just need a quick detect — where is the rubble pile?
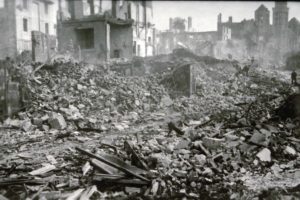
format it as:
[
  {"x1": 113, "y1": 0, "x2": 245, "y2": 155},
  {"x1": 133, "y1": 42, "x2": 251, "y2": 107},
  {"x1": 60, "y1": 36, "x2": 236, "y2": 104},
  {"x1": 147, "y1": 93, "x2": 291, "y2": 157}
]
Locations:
[
  {"x1": 165, "y1": 60, "x2": 292, "y2": 124},
  {"x1": 0, "y1": 56, "x2": 300, "y2": 199},
  {"x1": 1, "y1": 94, "x2": 299, "y2": 199},
  {"x1": 98, "y1": 112, "x2": 300, "y2": 199},
  {"x1": 146, "y1": 48, "x2": 291, "y2": 121},
  {"x1": 7, "y1": 61, "x2": 170, "y2": 132}
]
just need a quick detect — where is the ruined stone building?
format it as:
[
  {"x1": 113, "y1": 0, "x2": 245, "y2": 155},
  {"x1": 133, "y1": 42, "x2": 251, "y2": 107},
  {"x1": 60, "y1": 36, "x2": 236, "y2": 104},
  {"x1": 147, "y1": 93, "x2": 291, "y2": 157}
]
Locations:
[
  {"x1": 288, "y1": 17, "x2": 300, "y2": 52},
  {"x1": 57, "y1": 0, "x2": 155, "y2": 64},
  {"x1": 156, "y1": 17, "x2": 218, "y2": 56},
  {"x1": 273, "y1": 2, "x2": 289, "y2": 54},
  {"x1": 0, "y1": 0, "x2": 57, "y2": 60},
  {"x1": 115, "y1": 1, "x2": 155, "y2": 57},
  {"x1": 157, "y1": 2, "x2": 300, "y2": 65},
  {"x1": 216, "y1": 2, "x2": 300, "y2": 64}
]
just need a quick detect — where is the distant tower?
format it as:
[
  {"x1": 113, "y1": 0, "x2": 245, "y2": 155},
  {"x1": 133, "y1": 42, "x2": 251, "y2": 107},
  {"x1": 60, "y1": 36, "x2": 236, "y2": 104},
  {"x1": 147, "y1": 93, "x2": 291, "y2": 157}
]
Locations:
[
  {"x1": 255, "y1": 4, "x2": 270, "y2": 41},
  {"x1": 188, "y1": 17, "x2": 192, "y2": 31},
  {"x1": 273, "y1": 1, "x2": 289, "y2": 53},
  {"x1": 255, "y1": 4, "x2": 270, "y2": 26},
  {"x1": 169, "y1": 18, "x2": 173, "y2": 31},
  {"x1": 218, "y1": 13, "x2": 222, "y2": 24},
  {"x1": 217, "y1": 13, "x2": 222, "y2": 40}
]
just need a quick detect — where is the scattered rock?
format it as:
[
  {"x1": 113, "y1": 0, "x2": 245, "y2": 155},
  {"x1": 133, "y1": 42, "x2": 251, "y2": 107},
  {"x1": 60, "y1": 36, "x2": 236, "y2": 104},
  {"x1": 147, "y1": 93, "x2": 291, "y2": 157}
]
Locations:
[
  {"x1": 194, "y1": 154, "x2": 206, "y2": 166},
  {"x1": 174, "y1": 139, "x2": 190, "y2": 150},
  {"x1": 249, "y1": 130, "x2": 269, "y2": 146},
  {"x1": 202, "y1": 167, "x2": 214, "y2": 176},
  {"x1": 160, "y1": 95, "x2": 173, "y2": 107},
  {"x1": 202, "y1": 137, "x2": 225, "y2": 149},
  {"x1": 20, "y1": 120, "x2": 33, "y2": 132},
  {"x1": 33, "y1": 118, "x2": 43, "y2": 127},
  {"x1": 284, "y1": 146, "x2": 297, "y2": 156},
  {"x1": 256, "y1": 148, "x2": 271, "y2": 162},
  {"x1": 48, "y1": 112, "x2": 67, "y2": 130}
]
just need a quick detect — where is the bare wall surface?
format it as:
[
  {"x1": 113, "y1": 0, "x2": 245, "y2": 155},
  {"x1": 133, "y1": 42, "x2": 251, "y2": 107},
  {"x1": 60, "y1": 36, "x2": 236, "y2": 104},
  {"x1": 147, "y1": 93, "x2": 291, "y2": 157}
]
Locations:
[
  {"x1": 58, "y1": 20, "x2": 107, "y2": 63},
  {"x1": 0, "y1": 0, "x2": 17, "y2": 59},
  {"x1": 110, "y1": 24, "x2": 133, "y2": 59}
]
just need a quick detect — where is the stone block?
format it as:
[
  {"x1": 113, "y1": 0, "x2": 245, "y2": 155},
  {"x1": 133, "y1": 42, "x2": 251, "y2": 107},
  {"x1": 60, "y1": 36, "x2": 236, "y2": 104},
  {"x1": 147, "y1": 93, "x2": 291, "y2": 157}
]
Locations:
[
  {"x1": 256, "y1": 148, "x2": 271, "y2": 162},
  {"x1": 284, "y1": 146, "x2": 296, "y2": 156},
  {"x1": 48, "y1": 112, "x2": 67, "y2": 130},
  {"x1": 33, "y1": 118, "x2": 43, "y2": 127},
  {"x1": 249, "y1": 130, "x2": 270, "y2": 146},
  {"x1": 202, "y1": 137, "x2": 225, "y2": 149},
  {"x1": 194, "y1": 154, "x2": 206, "y2": 166},
  {"x1": 20, "y1": 120, "x2": 33, "y2": 132}
]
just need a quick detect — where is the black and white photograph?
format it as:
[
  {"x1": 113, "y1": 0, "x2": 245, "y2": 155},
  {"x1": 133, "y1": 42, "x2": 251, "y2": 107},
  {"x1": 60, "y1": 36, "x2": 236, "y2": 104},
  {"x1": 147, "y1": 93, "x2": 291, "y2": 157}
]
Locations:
[{"x1": 0, "y1": 0, "x2": 300, "y2": 199}]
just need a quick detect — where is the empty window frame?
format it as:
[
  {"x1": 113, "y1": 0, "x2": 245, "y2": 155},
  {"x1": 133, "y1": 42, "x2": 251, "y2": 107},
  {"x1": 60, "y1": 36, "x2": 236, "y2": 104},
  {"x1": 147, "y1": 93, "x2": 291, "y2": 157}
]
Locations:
[
  {"x1": 45, "y1": 23, "x2": 49, "y2": 34},
  {"x1": 23, "y1": 18, "x2": 28, "y2": 32},
  {"x1": 76, "y1": 28, "x2": 94, "y2": 49},
  {"x1": 133, "y1": 41, "x2": 136, "y2": 55}
]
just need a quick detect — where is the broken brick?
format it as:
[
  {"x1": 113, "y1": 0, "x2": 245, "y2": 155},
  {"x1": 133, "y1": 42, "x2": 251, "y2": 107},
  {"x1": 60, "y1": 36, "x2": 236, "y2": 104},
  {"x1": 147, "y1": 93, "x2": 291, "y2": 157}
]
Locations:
[{"x1": 48, "y1": 112, "x2": 67, "y2": 130}]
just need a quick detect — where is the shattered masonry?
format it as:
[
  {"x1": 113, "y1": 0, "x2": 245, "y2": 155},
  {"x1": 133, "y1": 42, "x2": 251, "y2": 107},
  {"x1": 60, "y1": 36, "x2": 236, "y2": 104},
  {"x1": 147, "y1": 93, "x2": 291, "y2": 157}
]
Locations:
[{"x1": 0, "y1": 47, "x2": 300, "y2": 199}]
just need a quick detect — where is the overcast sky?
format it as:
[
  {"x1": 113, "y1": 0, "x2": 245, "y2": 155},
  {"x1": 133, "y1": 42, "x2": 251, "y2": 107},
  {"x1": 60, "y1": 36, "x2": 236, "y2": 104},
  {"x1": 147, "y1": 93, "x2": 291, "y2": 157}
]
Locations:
[{"x1": 153, "y1": 1, "x2": 300, "y2": 32}]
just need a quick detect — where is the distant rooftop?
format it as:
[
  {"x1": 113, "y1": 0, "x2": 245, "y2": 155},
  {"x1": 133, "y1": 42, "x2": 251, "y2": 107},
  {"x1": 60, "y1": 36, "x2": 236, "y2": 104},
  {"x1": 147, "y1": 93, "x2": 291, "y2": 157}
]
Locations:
[{"x1": 256, "y1": 4, "x2": 269, "y2": 12}]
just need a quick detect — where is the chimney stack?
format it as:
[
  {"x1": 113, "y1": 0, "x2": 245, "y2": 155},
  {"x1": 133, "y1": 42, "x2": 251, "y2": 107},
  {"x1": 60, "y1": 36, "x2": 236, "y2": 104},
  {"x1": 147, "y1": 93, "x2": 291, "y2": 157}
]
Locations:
[
  {"x1": 169, "y1": 18, "x2": 173, "y2": 30},
  {"x1": 188, "y1": 16, "x2": 192, "y2": 31},
  {"x1": 218, "y1": 13, "x2": 222, "y2": 23},
  {"x1": 229, "y1": 16, "x2": 232, "y2": 23}
]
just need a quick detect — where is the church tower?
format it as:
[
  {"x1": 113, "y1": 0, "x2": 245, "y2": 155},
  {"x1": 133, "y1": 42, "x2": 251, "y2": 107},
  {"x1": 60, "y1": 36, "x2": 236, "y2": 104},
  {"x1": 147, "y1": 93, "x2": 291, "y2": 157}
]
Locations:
[
  {"x1": 273, "y1": 1, "x2": 289, "y2": 54},
  {"x1": 255, "y1": 4, "x2": 270, "y2": 41}
]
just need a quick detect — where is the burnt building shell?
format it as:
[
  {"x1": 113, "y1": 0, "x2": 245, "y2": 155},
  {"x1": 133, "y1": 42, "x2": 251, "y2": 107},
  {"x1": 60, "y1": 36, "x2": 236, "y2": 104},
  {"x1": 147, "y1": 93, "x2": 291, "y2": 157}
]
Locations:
[{"x1": 58, "y1": 15, "x2": 134, "y2": 64}]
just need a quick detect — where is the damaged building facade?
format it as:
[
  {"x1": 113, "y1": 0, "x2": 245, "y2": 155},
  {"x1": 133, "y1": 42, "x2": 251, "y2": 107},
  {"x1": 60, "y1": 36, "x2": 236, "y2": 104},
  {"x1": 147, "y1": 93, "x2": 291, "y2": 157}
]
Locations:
[
  {"x1": 57, "y1": 0, "x2": 155, "y2": 64},
  {"x1": 215, "y1": 2, "x2": 300, "y2": 64},
  {"x1": 115, "y1": 0, "x2": 155, "y2": 57},
  {"x1": 0, "y1": 0, "x2": 57, "y2": 60},
  {"x1": 157, "y1": 2, "x2": 300, "y2": 65},
  {"x1": 156, "y1": 17, "x2": 226, "y2": 57}
]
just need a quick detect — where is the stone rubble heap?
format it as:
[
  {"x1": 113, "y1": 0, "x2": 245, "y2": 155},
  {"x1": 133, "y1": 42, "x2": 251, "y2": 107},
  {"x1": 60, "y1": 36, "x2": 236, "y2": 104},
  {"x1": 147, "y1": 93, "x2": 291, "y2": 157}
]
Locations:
[
  {"x1": 4, "y1": 60, "x2": 171, "y2": 132},
  {"x1": 0, "y1": 57, "x2": 299, "y2": 199}
]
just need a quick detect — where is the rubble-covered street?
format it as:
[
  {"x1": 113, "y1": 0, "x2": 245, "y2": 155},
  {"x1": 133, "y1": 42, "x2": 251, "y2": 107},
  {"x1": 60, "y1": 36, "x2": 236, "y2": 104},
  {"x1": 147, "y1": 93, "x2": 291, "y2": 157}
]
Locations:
[
  {"x1": 1, "y1": 50, "x2": 300, "y2": 199},
  {"x1": 1, "y1": 0, "x2": 300, "y2": 199}
]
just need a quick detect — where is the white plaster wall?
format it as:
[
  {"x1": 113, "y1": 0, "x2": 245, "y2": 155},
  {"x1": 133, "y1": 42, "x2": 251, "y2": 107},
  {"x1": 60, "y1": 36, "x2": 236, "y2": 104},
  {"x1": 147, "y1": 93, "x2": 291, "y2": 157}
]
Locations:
[{"x1": 15, "y1": 0, "x2": 57, "y2": 52}]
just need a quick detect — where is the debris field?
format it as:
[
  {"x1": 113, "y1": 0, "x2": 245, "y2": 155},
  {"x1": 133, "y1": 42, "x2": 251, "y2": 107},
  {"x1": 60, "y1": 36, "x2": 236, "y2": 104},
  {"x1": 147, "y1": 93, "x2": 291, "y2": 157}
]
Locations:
[{"x1": 0, "y1": 54, "x2": 300, "y2": 200}]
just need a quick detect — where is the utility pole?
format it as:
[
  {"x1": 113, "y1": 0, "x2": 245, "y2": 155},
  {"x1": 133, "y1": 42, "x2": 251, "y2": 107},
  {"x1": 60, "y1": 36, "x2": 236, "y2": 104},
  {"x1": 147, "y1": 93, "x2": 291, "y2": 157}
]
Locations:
[
  {"x1": 144, "y1": 1, "x2": 147, "y2": 57},
  {"x1": 3, "y1": 59, "x2": 8, "y2": 117}
]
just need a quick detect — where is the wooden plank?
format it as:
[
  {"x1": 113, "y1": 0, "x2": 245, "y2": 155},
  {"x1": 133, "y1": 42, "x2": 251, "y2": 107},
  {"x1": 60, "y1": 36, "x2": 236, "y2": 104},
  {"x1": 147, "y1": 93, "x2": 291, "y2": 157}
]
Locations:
[
  {"x1": 0, "y1": 177, "x2": 46, "y2": 186},
  {"x1": 76, "y1": 147, "x2": 150, "y2": 182},
  {"x1": 124, "y1": 140, "x2": 149, "y2": 170},
  {"x1": 90, "y1": 158, "x2": 120, "y2": 174},
  {"x1": 79, "y1": 186, "x2": 97, "y2": 200},
  {"x1": 29, "y1": 164, "x2": 56, "y2": 176},
  {"x1": 66, "y1": 189, "x2": 85, "y2": 200},
  {"x1": 93, "y1": 174, "x2": 149, "y2": 186}
]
